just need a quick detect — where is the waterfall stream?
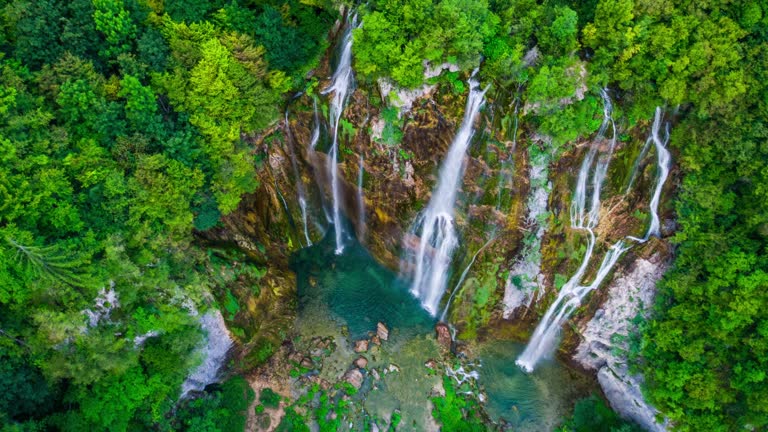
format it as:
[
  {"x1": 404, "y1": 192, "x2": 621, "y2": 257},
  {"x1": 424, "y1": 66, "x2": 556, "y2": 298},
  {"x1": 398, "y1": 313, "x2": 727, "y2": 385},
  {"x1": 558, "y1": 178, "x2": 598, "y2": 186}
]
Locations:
[
  {"x1": 357, "y1": 153, "x2": 365, "y2": 241},
  {"x1": 516, "y1": 90, "x2": 618, "y2": 372},
  {"x1": 283, "y1": 110, "x2": 313, "y2": 246},
  {"x1": 644, "y1": 108, "x2": 671, "y2": 239},
  {"x1": 322, "y1": 14, "x2": 357, "y2": 255},
  {"x1": 405, "y1": 74, "x2": 487, "y2": 316},
  {"x1": 517, "y1": 99, "x2": 672, "y2": 372}
]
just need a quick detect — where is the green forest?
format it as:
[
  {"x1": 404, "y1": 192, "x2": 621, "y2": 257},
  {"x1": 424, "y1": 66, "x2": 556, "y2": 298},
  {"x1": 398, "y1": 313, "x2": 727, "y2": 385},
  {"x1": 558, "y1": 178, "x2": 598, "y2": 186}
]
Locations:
[{"x1": 1, "y1": 0, "x2": 766, "y2": 431}]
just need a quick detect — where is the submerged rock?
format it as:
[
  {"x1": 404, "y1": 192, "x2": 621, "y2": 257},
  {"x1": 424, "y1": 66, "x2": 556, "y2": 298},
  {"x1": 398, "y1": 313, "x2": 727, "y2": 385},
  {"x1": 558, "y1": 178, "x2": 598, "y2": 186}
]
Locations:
[
  {"x1": 354, "y1": 356, "x2": 368, "y2": 369},
  {"x1": 376, "y1": 322, "x2": 389, "y2": 341},
  {"x1": 574, "y1": 255, "x2": 669, "y2": 431},
  {"x1": 354, "y1": 339, "x2": 369, "y2": 353}
]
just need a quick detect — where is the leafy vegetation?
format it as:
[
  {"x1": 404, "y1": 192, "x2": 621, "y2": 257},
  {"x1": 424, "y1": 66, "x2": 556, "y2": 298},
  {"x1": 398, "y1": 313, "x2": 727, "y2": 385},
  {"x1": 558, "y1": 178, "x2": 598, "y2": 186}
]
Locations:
[
  {"x1": 1, "y1": 0, "x2": 766, "y2": 429},
  {"x1": 558, "y1": 395, "x2": 643, "y2": 432},
  {"x1": 0, "y1": 0, "x2": 333, "y2": 430},
  {"x1": 431, "y1": 376, "x2": 486, "y2": 431}
]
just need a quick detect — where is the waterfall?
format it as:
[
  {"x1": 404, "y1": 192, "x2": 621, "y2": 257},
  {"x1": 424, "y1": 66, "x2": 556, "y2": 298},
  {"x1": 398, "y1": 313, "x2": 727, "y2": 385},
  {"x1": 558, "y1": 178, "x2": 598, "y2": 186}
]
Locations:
[
  {"x1": 440, "y1": 236, "x2": 495, "y2": 321},
  {"x1": 181, "y1": 310, "x2": 233, "y2": 397},
  {"x1": 310, "y1": 99, "x2": 320, "y2": 150},
  {"x1": 628, "y1": 108, "x2": 671, "y2": 242},
  {"x1": 516, "y1": 90, "x2": 618, "y2": 372},
  {"x1": 405, "y1": 74, "x2": 487, "y2": 316},
  {"x1": 516, "y1": 99, "x2": 673, "y2": 373},
  {"x1": 496, "y1": 99, "x2": 519, "y2": 210},
  {"x1": 357, "y1": 153, "x2": 366, "y2": 241},
  {"x1": 645, "y1": 108, "x2": 671, "y2": 239},
  {"x1": 322, "y1": 14, "x2": 357, "y2": 255},
  {"x1": 284, "y1": 110, "x2": 313, "y2": 247},
  {"x1": 501, "y1": 144, "x2": 551, "y2": 318}
]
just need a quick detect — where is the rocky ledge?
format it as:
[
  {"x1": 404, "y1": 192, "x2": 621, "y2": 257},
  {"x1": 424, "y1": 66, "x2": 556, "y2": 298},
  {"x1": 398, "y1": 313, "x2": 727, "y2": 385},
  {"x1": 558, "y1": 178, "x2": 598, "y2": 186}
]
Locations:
[{"x1": 574, "y1": 254, "x2": 670, "y2": 432}]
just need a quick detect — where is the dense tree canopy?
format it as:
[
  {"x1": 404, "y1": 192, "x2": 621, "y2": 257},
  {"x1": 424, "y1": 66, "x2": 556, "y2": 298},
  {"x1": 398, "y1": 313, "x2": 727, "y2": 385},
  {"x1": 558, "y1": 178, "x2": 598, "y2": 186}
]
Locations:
[
  {"x1": 1, "y1": 0, "x2": 766, "y2": 430},
  {"x1": 0, "y1": 0, "x2": 334, "y2": 430}
]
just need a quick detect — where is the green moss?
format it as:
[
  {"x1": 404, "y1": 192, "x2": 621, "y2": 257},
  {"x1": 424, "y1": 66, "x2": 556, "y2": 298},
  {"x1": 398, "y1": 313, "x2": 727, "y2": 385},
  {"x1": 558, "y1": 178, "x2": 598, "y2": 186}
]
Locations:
[
  {"x1": 259, "y1": 387, "x2": 281, "y2": 408},
  {"x1": 431, "y1": 376, "x2": 487, "y2": 431}
]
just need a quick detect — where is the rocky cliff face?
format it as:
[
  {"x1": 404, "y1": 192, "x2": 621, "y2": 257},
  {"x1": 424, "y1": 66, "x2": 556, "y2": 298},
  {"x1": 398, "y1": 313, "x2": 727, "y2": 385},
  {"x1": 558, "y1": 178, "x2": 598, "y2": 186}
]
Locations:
[
  {"x1": 201, "y1": 22, "x2": 678, "y2": 430},
  {"x1": 574, "y1": 252, "x2": 670, "y2": 431}
]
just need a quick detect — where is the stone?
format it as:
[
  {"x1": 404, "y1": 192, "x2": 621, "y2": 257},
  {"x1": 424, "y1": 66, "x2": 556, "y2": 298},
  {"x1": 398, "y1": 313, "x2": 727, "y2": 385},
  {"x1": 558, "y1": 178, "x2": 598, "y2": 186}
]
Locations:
[
  {"x1": 424, "y1": 359, "x2": 438, "y2": 370},
  {"x1": 354, "y1": 339, "x2": 369, "y2": 353},
  {"x1": 300, "y1": 357, "x2": 314, "y2": 369},
  {"x1": 386, "y1": 364, "x2": 400, "y2": 374},
  {"x1": 574, "y1": 255, "x2": 670, "y2": 431},
  {"x1": 354, "y1": 356, "x2": 368, "y2": 369},
  {"x1": 288, "y1": 352, "x2": 304, "y2": 364},
  {"x1": 370, "y1": 368, "x2": 380, "y2": 380},
  {"x1": 371, "y1": 335, "x2": 382, "y2": 346},
  {"x1": 435, "y1": 323, "x2": 452, "y2": 349},
  {"x1": 376, "y1": 322, "x2": 389, "y2": 341},
  {"x1": 343, "y1": 368, "x2": 364, "y2": 389}
]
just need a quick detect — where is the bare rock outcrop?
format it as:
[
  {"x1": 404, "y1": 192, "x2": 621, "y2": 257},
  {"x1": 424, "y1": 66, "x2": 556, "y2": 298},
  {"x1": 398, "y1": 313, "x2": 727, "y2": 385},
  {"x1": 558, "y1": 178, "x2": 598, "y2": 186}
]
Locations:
[{"x1": 574, "y1": 255, "x2": 669, "y2": 432}]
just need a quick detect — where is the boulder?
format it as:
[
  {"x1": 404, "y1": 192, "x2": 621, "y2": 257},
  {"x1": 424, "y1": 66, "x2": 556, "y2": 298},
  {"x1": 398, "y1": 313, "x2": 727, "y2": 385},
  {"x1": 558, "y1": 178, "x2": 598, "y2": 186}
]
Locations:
[
  {"x1": 376, "y1": 322, "x2": 389, "y2": 341},
  {"x1": 354, "y1": 339, "x2": 369, "y2": 353},
  {"x1": 343, "y1": 368, "x2": 364, "y2": 389},
  {"x1": 354, "y1": 356, "x2": 368, "y2": 369},
  {"x1": 435, "y1": 323, "x2": 452, "y2": 349}
]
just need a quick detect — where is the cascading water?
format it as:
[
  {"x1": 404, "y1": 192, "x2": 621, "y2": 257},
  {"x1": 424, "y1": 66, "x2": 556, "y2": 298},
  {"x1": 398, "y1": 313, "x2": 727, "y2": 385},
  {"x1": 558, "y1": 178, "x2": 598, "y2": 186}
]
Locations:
[
  {"x1": 643, "y1": 108, "x2": 671, "y2": 239},
  {"x1": 441, "y1": 236, "x2": 495, "y2": 321},
  {"x1": 501, "y1": 143, "x2": 551, "y2": 318},
  {"x1": 516, "y1": 90, "x2": 618, "y2": 372},
  {"x1": 357, "y1": 153, "x2": 365, "y2": 240},
  {"x1": 284, "y1": 111, "x2": 313, "y2": 246},
  {"x1": 322, "y1": 14, "x2": 357, "y2": 255},
  {"x1": 517, "y1": 99, "x2": 673, "y2": 372},
  {"x1": 310, "y1": 99, "x2": 320, "y2": 150},
  {"x1": 181, "y1": 310, "x2": 233, "y2": 397},
  {"x1": 405, "y1": 75, "x2": 487, "y2": 316}
]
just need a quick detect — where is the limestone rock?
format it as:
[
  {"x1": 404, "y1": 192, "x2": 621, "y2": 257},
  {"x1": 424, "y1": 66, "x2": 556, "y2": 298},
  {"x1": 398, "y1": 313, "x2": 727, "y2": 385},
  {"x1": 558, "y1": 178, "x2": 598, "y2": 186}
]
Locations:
[
  {"x1": 354, "y1": 356, "x2": 368, "y2": 369},
  {"x1": 434, "y1": 323, "x2": 451, "y2": 349},
  {"x1": 574, "y1": 255, "x2": 669, "y2": 431},
  {"x1": 343, "y1": 368, "x2": 364, "y2": 389},
  {"x1": 354, "y1": 339, "x2": 369, "y2": 353},
  {"x1": 376, "y1": 322, "x2": 389, "y2": 341}
]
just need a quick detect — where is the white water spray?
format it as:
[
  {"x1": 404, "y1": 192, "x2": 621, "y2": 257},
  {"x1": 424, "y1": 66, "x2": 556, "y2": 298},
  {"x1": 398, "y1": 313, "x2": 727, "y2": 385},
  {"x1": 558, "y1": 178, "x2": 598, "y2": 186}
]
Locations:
[
  {"x1": 516, "y1": 90, "x2": 618, "y2": 372},
  {"x1": 357, "y1": 153, "x2": 365, "y2": 240},
  {"x1": 284, "y1": 110, "x2": 313, "y2": 247},
  {"x1": 322, "y1": 14, "x2": 357, "y2": 255},
  {"x1": 440, "y1": 237, "x2": 495, "y2": 321},
  {"x1": 405, "y1": 74, "x2": 487, "y2": 316},
  {"x1": 644, "y1": 108, "x2": 671, "y2": 239},
  {"x1": 517, "y1": 99, "x2": 673, "y2": 372}
]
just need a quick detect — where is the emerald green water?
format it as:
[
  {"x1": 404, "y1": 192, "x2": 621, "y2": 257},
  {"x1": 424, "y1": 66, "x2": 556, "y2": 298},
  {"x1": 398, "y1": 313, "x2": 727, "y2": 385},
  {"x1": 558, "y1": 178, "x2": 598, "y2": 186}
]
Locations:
[
  {"x1": 289, "y1": 234, "x2": 593, "y2": 431},
  {"x1": 477, "y1": 341, "x2": 593, "y2": 430},
  {"x1": 291, "y1": 234, "x2": 434, "y2": 340}
]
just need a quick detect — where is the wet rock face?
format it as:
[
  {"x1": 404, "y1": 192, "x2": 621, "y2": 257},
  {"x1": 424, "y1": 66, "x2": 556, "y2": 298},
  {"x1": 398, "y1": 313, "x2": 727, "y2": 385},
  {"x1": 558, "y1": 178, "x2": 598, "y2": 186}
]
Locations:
[
  {"x1": 574, "y1": 254, "x2": 669, "y2": 431},
  {"x1": 435, "y1": 323, "x2": 452, "y2": 350}
]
